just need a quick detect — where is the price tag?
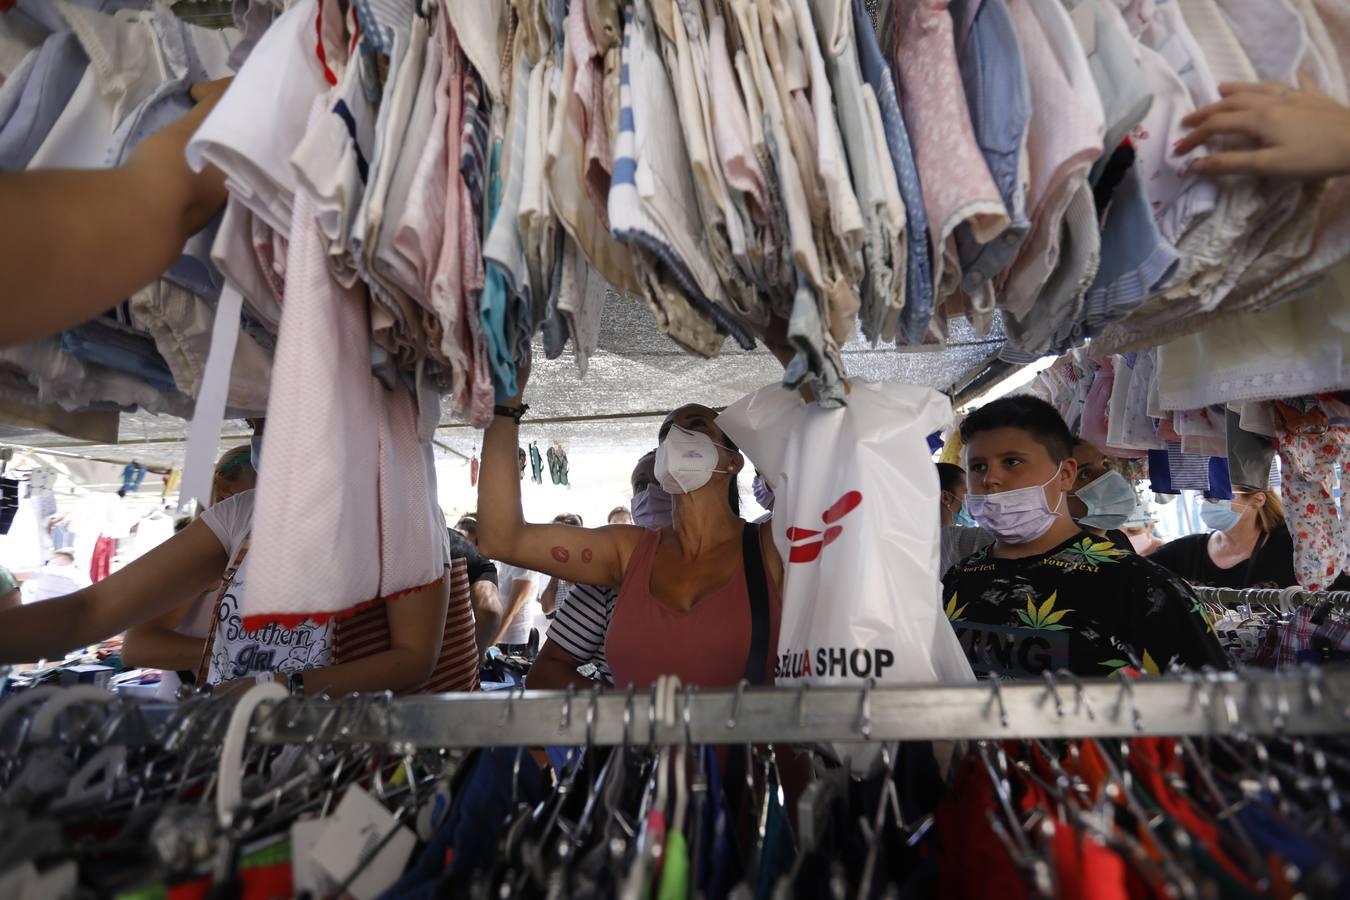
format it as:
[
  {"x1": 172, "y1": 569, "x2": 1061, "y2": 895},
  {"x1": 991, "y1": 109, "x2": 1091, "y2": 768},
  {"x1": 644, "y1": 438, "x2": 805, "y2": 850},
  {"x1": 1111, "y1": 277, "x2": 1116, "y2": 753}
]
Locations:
[
  {"x1": 289, "y1": 816, "x2": 332, "y2": 898},
  {"x1": 310, "y1": 786, "x2": 416, "y2": 900}
]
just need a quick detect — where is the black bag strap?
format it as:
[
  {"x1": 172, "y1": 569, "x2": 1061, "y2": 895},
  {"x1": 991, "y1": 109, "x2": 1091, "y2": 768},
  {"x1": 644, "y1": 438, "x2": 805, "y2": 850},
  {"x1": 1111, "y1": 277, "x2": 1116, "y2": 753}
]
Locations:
[{"x1": 741, "y1": 522, "x2": 771, "y2": 686}]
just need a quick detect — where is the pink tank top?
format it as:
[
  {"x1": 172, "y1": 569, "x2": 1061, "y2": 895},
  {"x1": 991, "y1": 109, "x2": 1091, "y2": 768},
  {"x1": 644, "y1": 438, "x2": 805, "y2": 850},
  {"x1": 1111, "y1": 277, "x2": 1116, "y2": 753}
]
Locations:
[{"x1": 605, "y1": 527, "x2": 782, "y2": 689}]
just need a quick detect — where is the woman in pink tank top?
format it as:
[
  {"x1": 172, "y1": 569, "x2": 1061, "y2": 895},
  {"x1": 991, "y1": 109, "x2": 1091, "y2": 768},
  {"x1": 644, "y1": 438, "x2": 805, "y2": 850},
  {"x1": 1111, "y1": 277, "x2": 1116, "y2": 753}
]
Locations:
[{"x1": 478, "y1": 379, "x2": 786, "y2": 689}]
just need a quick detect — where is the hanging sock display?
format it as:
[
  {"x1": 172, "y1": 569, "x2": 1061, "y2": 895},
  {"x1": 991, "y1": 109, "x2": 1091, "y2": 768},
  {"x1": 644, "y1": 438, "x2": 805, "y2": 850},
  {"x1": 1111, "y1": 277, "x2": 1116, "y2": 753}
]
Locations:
[
  {"x1": 118, "y1": 463, "x2": 146, "y2": 496},
  {"x1": 546, "y1": 445, "x2": 570, "y2": 486},
  {"x1": 89, "y1": 535, "x2": 114, "y2": 583},
  {"x1": 528, "y1": 442, "x2": 543, "y2": 484}
]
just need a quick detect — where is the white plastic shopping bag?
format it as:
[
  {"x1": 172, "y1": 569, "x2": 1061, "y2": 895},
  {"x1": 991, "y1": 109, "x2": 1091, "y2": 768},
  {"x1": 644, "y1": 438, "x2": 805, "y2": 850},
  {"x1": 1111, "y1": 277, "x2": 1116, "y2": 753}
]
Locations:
[{"x1": 719, "y1": 381, "x2": 975, "y2": 735}]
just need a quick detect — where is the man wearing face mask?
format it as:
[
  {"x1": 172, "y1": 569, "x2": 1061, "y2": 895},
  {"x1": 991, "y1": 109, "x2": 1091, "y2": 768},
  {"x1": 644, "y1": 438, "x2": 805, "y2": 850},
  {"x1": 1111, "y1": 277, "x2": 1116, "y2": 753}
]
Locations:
[
  {"x1": 1067, "y1": 440, "x2": 1137, "y2": 552},
  {"x1": 942, "y1": 396, "x2": 1227, "y2": 678},
  {"x1": 527, "y1": 450, "x2": 672, "y2": 688}
]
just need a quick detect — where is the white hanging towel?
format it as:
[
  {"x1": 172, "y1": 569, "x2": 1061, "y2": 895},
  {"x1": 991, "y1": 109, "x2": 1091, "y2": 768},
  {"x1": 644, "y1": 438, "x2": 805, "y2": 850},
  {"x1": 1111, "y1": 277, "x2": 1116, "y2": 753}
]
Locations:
[{"x1": 243, "y1": 191, "x2": 382, "y2": 630}]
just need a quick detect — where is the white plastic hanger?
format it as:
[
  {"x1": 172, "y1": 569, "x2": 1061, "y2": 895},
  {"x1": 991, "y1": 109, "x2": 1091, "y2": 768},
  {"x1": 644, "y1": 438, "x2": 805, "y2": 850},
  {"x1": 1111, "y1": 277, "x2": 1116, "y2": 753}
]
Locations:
[
  {"x1": 216, "y1": 681, "x2": 287, "y2": 829},
  {"x1": 29, "y1": 685, "x2": 114, "y2": 741}
]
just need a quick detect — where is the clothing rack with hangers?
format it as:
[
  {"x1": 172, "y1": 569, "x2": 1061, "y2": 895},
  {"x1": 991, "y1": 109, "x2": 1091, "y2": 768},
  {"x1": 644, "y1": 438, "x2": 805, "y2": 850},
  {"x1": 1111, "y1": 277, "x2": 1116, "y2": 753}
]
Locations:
[
  {"x1": 246, "y1": 671, "x2": 1350, "y2": 747},
  {"x1": 25, "y1": 670, "x2": 1350, "y2": 753},
  {"x1": 6, "y1": 675, "x2": 1349, "y2": 898},
  {"x1": 1194, "y1": 585, "x2": 1350, "y2": 610}
]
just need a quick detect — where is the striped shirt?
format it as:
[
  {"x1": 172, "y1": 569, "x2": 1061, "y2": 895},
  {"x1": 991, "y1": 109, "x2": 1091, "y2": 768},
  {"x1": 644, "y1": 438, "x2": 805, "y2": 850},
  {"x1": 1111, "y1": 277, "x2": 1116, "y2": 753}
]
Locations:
[
  {"x1": 606, "y1": 3, "x2": 753, "y2": 351},
  {"x1": 460, "y1": 69, "x2": 490, "y2": 224},
  {"x1": 334, "y1": 557, "x2": 480, "y2": 693},
  {"x1": 546, "y1": 581, "x2": 616, "y2": 685}
]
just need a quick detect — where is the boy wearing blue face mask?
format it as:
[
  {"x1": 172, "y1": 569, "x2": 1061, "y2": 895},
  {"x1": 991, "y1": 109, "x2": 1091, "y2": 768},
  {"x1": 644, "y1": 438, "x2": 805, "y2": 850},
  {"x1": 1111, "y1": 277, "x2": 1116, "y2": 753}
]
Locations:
[{"x1": 942, "y1": 396, "x2": 1228, "y2": 679}]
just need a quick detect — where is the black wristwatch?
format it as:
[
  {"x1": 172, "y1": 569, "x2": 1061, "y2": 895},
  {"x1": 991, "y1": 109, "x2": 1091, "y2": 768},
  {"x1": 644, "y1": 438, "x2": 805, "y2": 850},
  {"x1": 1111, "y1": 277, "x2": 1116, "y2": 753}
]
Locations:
[{"x1": 287, "y1": 671, "x2": 305, "y2": 698}]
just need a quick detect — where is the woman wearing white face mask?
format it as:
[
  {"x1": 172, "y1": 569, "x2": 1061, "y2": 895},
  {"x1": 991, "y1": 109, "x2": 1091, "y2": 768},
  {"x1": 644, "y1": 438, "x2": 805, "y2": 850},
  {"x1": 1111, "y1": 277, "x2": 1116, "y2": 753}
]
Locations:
[
  {"x1": 1151, "y1": 485, "x2": 1314, "y2": 589},
  {"x1": 479, "y1": 393, "x2": 785, "y2": 691}
]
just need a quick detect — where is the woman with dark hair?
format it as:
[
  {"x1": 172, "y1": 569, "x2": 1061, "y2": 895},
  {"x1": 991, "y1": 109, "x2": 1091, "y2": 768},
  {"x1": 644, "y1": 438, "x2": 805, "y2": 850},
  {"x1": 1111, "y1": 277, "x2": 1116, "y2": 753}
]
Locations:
[
  {"x1": 936, "y1": 462, "x2": 967, "y2": 527},
  {"x1": 478, "y1": 383, "x2": 782, "y2": 689}
]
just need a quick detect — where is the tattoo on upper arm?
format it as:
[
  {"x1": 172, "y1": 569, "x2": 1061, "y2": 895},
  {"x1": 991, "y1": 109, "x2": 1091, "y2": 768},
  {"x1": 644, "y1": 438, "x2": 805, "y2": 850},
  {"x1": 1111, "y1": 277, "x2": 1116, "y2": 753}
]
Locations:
[
  {"x1": 581, "y1": 548, "x2": 593, "y2": 564},
  {"x1": 551, "y1": 546, "x2": 571, "y2": 563}
]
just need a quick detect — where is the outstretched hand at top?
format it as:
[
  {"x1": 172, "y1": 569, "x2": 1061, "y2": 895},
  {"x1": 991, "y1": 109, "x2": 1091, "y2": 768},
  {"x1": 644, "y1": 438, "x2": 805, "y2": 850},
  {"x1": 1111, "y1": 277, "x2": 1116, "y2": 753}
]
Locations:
[{"x1": 1175, "y1": 75, "x2": 1350, "y2": 180}]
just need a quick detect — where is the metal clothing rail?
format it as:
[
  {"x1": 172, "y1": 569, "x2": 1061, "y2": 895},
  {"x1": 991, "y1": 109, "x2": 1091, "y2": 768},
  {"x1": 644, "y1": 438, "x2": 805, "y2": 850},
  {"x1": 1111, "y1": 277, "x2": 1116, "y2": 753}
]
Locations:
[
  {"x1": 1194, "y1": 585, "x2": 1350, "y2": 611},
  {"x1": 11, "y1": 671, "x2": 1349, "y2": 752},
  {"x1": 241, "y1": 670, "x2": 1350, "y2": 748}
]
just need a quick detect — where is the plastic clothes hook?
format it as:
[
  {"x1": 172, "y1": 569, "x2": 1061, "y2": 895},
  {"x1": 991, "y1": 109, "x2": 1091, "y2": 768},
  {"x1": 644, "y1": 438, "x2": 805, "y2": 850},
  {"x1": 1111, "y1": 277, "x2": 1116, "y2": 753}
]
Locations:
[
  {"x1": 216, "y1": 681, "x2": 287, "y2": 829},
  {"x1": 29, "y1": 686, "x2": 115, "y2": 742}
]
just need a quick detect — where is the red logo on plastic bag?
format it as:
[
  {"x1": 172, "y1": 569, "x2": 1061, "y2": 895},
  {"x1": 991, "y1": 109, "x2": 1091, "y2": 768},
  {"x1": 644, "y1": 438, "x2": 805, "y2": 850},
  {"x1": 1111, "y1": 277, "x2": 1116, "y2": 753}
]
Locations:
[{"x1": 788, "y1": 491, "x2": 862, "y2": 563}]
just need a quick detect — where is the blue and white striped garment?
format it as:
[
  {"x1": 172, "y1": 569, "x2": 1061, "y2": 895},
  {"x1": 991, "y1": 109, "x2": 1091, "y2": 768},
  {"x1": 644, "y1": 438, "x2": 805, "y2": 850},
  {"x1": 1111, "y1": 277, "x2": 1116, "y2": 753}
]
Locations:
[
  {"x1": 1148, "y1": 441, "x2": 1233, "y2": 499},
  {"x1": 607, "y1": 4, "x2": 754, "y2": 351},
  {"x1": 460, "y1": 69, "x2": 490, "y2": 225},
  {"x1": 852, "y1": 0, "x2": 933, "y2": 346},
  {"x1": 1063, "y1": 167, "x2": 1179, "y2": 350}
]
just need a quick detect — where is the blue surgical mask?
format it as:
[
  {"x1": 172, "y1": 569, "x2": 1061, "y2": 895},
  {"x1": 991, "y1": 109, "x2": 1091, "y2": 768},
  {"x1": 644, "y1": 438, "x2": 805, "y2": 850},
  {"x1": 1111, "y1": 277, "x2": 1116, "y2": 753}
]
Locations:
[
  {"x1": 631, "y1": 484, "x2": 674, "y2": 530},
  {"x1": 954, "y1": 503, "x2": 978, "y2": 528},
  {"x1": 250, "y1": 434, "x2": 263, "y2": 471},
  {"x1": 1072, "y1": 471, "x2": 1137, "y2": 530},
  {"x1": 752, "y1": 474, "x2": 775, "y2": 510},
  {"x1": 1200, "y1": 499, "x2": 1243, "y2": 532}
]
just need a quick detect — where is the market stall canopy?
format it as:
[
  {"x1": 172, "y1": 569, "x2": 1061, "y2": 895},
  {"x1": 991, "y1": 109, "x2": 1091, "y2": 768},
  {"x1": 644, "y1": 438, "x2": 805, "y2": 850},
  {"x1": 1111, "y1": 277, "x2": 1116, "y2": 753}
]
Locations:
[{"x1": 0, "y1": 293, "x2": 1009, "y2": 468}]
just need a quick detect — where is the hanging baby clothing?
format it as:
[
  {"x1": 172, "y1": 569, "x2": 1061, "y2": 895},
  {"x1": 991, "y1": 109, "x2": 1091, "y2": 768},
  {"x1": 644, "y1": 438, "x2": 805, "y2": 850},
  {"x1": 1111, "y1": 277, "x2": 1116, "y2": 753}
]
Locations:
[
  {"x1": 1147, "y1": 441, "x2": 1232, "y2": 499},
  {"x1": 1274, "y1": 404, "x2": 1350, "y2": 591}
]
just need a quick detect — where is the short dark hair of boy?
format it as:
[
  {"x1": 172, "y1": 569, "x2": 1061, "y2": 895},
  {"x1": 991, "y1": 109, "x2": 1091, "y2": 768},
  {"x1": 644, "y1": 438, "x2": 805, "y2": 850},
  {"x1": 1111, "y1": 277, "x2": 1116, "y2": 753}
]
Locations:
[
  {"x1": 959, "y1": 396, "x2": 1073, "y2": 463},
  {"x1": 936, "y1": 462, "x2": 966, "y2": 493}
]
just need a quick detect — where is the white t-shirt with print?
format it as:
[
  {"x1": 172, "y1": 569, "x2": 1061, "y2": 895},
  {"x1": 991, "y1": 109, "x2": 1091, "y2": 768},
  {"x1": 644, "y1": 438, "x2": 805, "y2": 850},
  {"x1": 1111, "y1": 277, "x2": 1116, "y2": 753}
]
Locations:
[
  {"x1": 199, "y1": 490, "x2": 333, "y2": 685},
  {"x1": 496, "y1": 562, "x2": 542, "y2": 645}
]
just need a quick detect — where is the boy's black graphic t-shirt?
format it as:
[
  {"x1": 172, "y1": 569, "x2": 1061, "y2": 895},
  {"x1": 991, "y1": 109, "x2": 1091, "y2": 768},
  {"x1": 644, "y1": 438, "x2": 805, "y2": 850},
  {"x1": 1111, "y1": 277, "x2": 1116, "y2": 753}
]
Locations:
[{"x1": 942, "y1": 532, "x2": 1229, "y2": 679}]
